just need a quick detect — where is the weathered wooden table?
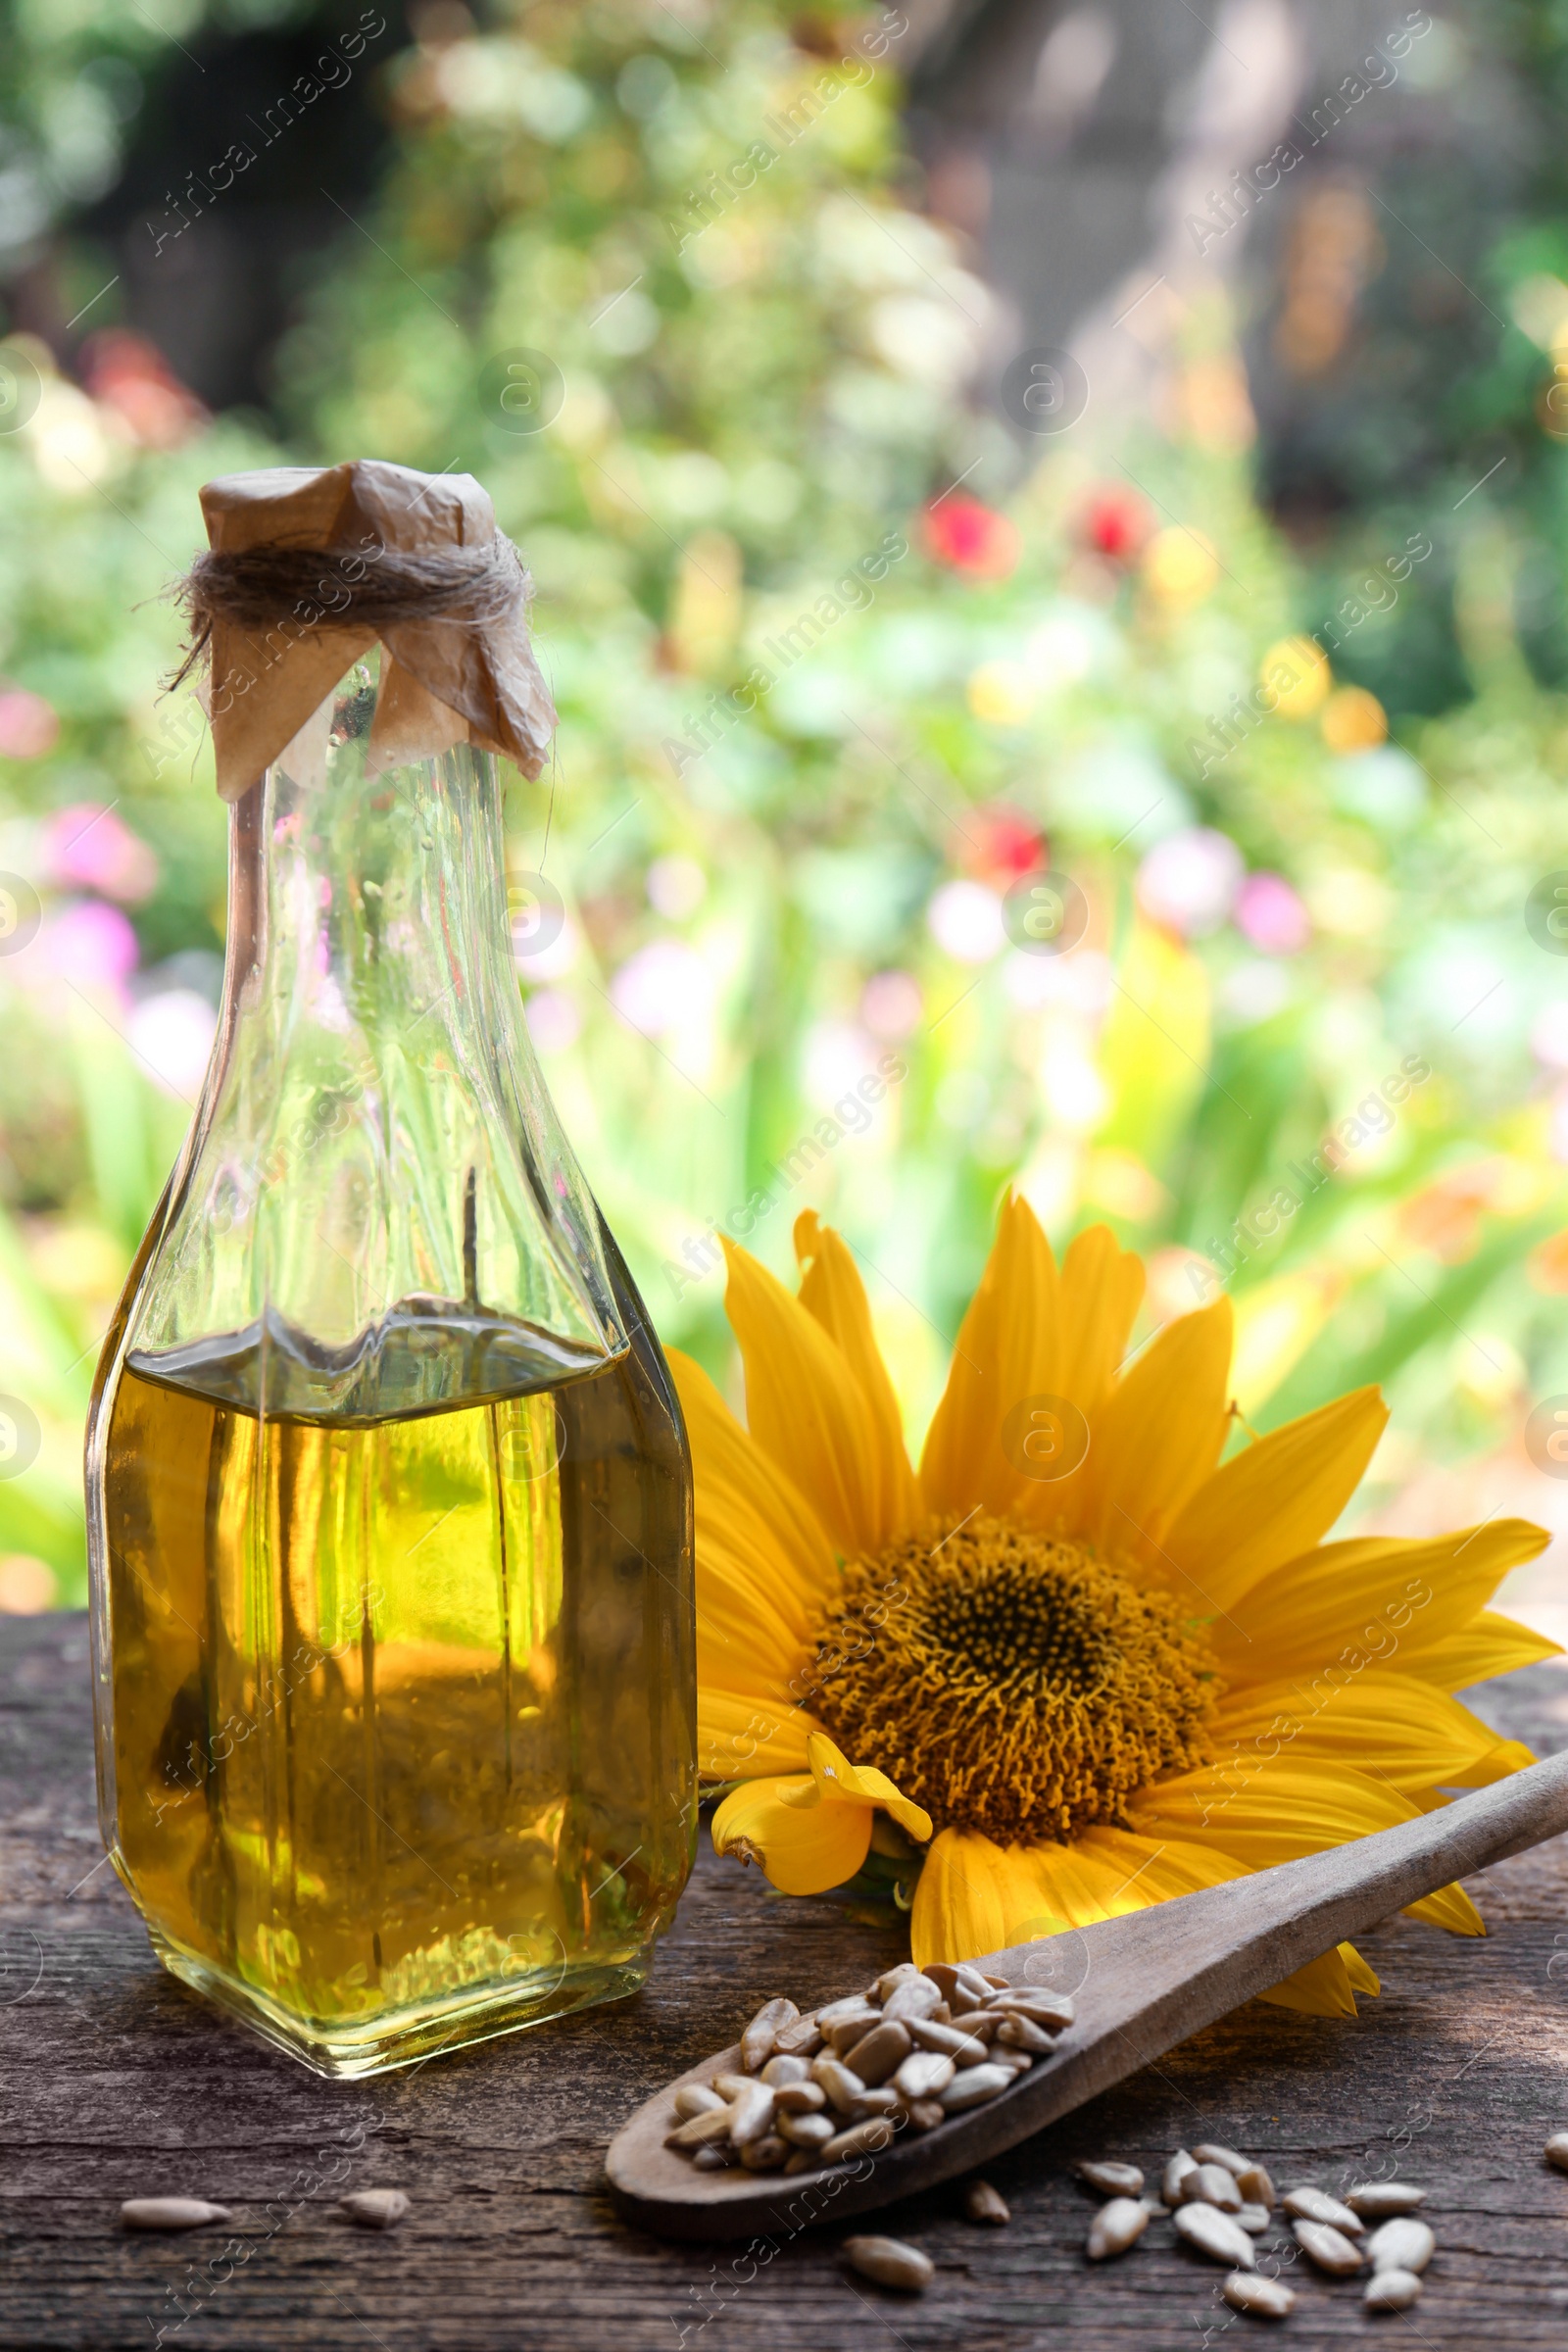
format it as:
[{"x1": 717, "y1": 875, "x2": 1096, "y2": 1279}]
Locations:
[{"x1": 5, "y1": 1613, "x2": 1568, "y2": 2350}]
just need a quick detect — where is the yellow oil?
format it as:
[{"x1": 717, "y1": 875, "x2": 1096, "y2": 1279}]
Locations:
[{"x1": 100, "y1": 1330, "x2": 693, "y2": 2075}]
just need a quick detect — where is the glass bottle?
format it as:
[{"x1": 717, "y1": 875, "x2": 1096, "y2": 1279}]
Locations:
[{"x1": 85, "y1": 653, "x2": 695, "y2": 2077}]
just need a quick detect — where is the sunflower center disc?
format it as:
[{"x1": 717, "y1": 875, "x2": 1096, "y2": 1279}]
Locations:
[{"x1": 812, "y1": 1516, "x2": 1220, "y2": 1843}]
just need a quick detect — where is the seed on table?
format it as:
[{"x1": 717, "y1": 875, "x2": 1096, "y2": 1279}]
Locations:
[
  {"x1": 775, "y1": 2081, "x2": 826, "y2": 2115},
  {"x1": 882, "y1": 1977, "x2": 944, "y2": 2026},
  {"x1": 822, "y1": 2117, "x2": 896, "y2": 2163},
  {"x1": 741, "y1": 1997, "x2": 799, "y2": 2074},
  {"x1": 673, "y1": 2083, "x2": 727, "y2": 2120},
  {"x1": 1193, "y1": 2142, "x2": 1249, "y2": 2177},
  {"x1": 339, "y1": 2188, "x2": 409, "y2": 2230},
  {"x1": 1236, "y1": 2202, "x2": 1271, "y2": 2233},
  {"x1": 996, "y1": 2014, "x2": 1054, "y2": 2054},
  {"x1": 1162, "y1": 2149, "x2": 1197, "y2": 2206},
  {"x1": 1283, "y1": 2185, "x2": 1363, "y2": 2234},
  {"x1": 1292, "y1": 2220, "x2": 1364, "y2": 2277},
  {"x1": 906, "y1": 2099, "x2": 947, "y2": 2132},
  {"x1": 1173, "y1": 2203, "x2": 1254, "y2": 2269},
  {"x1": 1368, "y1": 2218, "x2": 1435, "y2": 2275},
  {"x1": 122, "y1": 2199, "x2": 231, "y2": 2232},
  {"x1": 906, "y1": 2017, "x2": 990, "y2": 2066},
  {"x1": 812, "y1": 2056, "x2": 868, "y2": 2114},
  {"x1": 1076, "y1": 2161, "x2": 1144, "y2": 2197},
  {"x1": 963, "y1": 2179, "x2": 1010, "y2": 2226},
  {"x1": 842, "y1": 2021, "x2": 913, "y2": 2085},
  {"x1": 1236, "y1": 2162, "x2": 1276, "y2": 2210},
  {"x1": 740, "y1": 2135, "x2": 791, "y2": 2173},
  {"x1": 1185, "y1": 2164, "x2": 1242, "y2": 2213},
  {"x1": 843, "y1": 2234, "x2": 933, "y2": 2293},
  {"x1": 1347, "y1": 2181, "x2": 1426, "y2": 2219},
  {"x1": 778, "y1": 2110, "x2": 835, "y2": 2150},
  {"x1": 875, "y1": 1962, "x2": 922, "y2": 2001},
  {"x1": 1365, "y1": 2266, "x2": 1423, "y2": 2312},
  {"x1": 895, "y1": 2051, "x2": 956, "y2": 2102},
  {"x1": 1087, "y1": 2197, "x2": 1148, "y2": 2261},
  {"x1": 1545, "y1": 2132, "x2": 1568, "y2": 2174},
  {"x1": 1222, "y1": 2273, "x2": 1295, "y2": 2319},
  {"x1": 761, "y1": 2053, "x2": 810, "y2": 2088},
  {"x1": 666, "y1": 2106, "x2": 735, "y2": 2150},
  {"x1": 939, "y1": 2063, "x2": 1014, "y2": 2113},
  {"x1": 773, "y1": 2017, "x2": 824, "y2": 2058}
]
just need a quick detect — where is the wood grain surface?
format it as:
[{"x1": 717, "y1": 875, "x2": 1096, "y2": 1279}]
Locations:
[{"x1": 5, "y1": 1611, "x2": 1568, "y2": 2349}]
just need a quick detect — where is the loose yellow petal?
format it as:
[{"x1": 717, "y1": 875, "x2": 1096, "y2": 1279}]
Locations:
[
  {"x1": 710, "y1": 1775, "x2": 874, "y2": 1895},
  {"x1": 787, "y1": 1730, "x2": 932, "y2": 1842},
  {"x1": 1206, "y1": 1520, "x2": 1549, "y2": 1681},
  {"x1": 1160, "y1": 1387, "x2": 1389, "y2": 1617},
  {"x1": 720, "y1": 1241, "x2": 886, "y2": 1559},
  {"x1": 1082, "y1": 1297, "x2": 1233, "y2": 1562},
  {"x1": 794, "y1": 1211, "x2": 921, "y2": 1547}
]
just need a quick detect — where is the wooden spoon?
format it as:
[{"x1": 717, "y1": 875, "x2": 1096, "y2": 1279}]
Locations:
[{"x1": 607, "y1": 1746, "x2": 1568, "y2": 2239}]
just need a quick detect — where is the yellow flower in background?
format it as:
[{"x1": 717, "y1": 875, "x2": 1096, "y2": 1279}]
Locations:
[
  {"x1": 1141, "y1": 526, "x2": 1220, "y2": 607},
  {"x1": 1262, "y1": 634, "x2": 1333, "y2": 718},
  {"x1": 671, "y1": 1198, "x2": 1556, "y2": 2017}
]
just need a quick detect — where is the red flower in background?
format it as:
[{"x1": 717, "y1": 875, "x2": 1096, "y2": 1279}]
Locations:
[
  {"x1": 1077, "y1": 483, "x2": 1151, "y2": 564},
  {"x1": 922, "y1": 493, "x2": 1021, "y2": 581},
  {"x1": 959, "y1": 802, "x2": 1044, "y2": 882},
  {"x1": 80, "y1": 331, "x2": 207, "y2": 451}
]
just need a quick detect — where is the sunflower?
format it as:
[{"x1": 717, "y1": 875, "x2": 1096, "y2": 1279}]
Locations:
[{"x1": 668, "y1": 1196, "x2": 1557, "y2": 2017}]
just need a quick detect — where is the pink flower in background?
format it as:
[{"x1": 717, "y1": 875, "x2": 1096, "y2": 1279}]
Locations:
[
  {"x1": 611, "y1": 939, "x2": 710, "y2": 1037},
  {"x1": 0, "y1": 690, "x2": 59, "y2": 760},
  {"x1": 1234, "y1": 869, "x2": 1310, "y2": 956},
  {"x1": 1136, "y1": 828, "x2": 1243, "y2": 938},
  {"x1": 40, "y1": 900, "x2": 139, "y2": 995},
  {"x1": 927, "y1": 878, "x2": 1004, "y2": 963},
  {"x1": 44, "y1": 803, "x2": 159, "y2": 904},
  {"x1": 860, "y1": 969, "x2": 923, "y2": 1038},
  {"x1": 525, "y1": 988, "x2": 582, "y2": 1055},
  {"x1": 127, "y1": 989, "x2": 217, "y2": 1099}
]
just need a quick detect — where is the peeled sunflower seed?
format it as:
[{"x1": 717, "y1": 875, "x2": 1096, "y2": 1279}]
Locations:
[
  {"x1": 760, "y1": 2053, "x2": 810, "y2": 2088},
  {"x1": 721, "y1": 2081, "x2": 777, "y2": 2148},
  {"x1": 1545, "y1": 2132, "x2": 1568, "y2": 2174},
  {"x1": 906, "y1": 2017, "x2": 990, "y2": 2066},
  {"x1": 773, "y1": 2017, "x2": 824, "y2": 2058},
  {"x1": 1292, "y1": 2220, "x2": 1364, "y2": 2277},
  {"x1": 674, "y1": 2083, "x2": 727, "y2": 2121},
  {"x1": 812, "y1": 2057, "x2": 868, "y2": 2115},
  {"x1": 1367, "y1": 2217, "x2": 1435, "y2": 2275},
  {"x1": 895, "y1": 2051, "x2": 955, "y2": 2102},
  {"x1": 882, "y1": 1977, "x2": 944, "y2": 2026},
  {"x1": 822, "y1": 2118, "x2": 896, "y2": 2163},
  {"x1": 1087, "y1": 2197, "x2": 1148, "y2": 2261},
  {"x1": 1192, "y1": 2142, "x2": 1249, "y2": 2177},
  {"x1": 122, "y1": 2199, "x2": 232, "y2": 2232},
  {"x1": 941, "y1": 2064, "x2": 1014, "y2": 2112},
  {"x1": 874, "y1": 1963, "x2": 922, "y2": 2002},
  {"x1": 907, "y1": 2099, "x2": 947, "y2": 2132},
  {"x1": 1236, "y1": 2162, "x2": 1277, "y2": 2210},
  {"x1": 1236, "y1": 2203, "x2": 1271, "y2": 2234},
  {"x1": 339, "y1": 2187, "x2": 409, "y2": 2230},
  {"x1": 741, "y1": 1997, "x2": 799, "y2": 2074},
  {"x1": 775, "y1": 2081, "x2": 827, "y2": 2115},
  {"x1": 963, "y1": 2179, "x2": 1009, "y2": 2226},
  {"x1": 842, "y1": 2022, "x2": 912, "y2": 2085},
  {"x1": 1162, "y1": 2149, "x2": 1198, "y2": 2206},
  {"x1": 1282, "y1": 2185, "x2": 1363, "y2": 2234},
  {"x1": 817, "y1": 1993, "x2": 880, "y2": 2031},
  {"x1": 828, "y1": 2011, "x2": 885, "y2": 2056},
  {"x1": 996, "y1": 2015, "x2": 1054, "y2": 2055},
  {"x1": 1365, "y1": 2267, "x2": 1423, "y2": 2312},
  {"x1": 1076, "y1": 2160, "x2": 1145, "y2": 2198},
  {"x1": 667, "y1": 2107, "x2": 735, "y2": 2150},
  {"x1": 1173, "y1": 2202, "x2": 1254, "y2": 2270},
  {"x1": 740, "y1": 2135, "x2": 791, "y2": 2173},
  {"x1": 693, "y1": 2145, "x2": 736, "y2": 2171},
  {"x1": 989, "y1": 2048, "x2": 1034, "y2": 2080},
  {"x1": 847, "y1": 2088, "x2": 902, "y2": 2119},
  {"x1": 1222, "y1": 2272, "x2": 1296, "y2": 2319},
  {"x1": 988, "y1": 1988, "x2": 1074, "y2": 2031},
  {"x1": 1185, "y1": 2164, "x2": 1242, "y2": 2214},
  {"x1": 777, "y1": 2110, "x2": 836, "y2": 2150},
  {"x1": 1347, "y1": 2180, "x2": 1426, "y2": 2219},
  {"x1": 843, "y1": 2234, "x2": 934, "y2": 2293}
]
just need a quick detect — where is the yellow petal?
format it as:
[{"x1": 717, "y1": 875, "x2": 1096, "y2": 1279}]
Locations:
[
  {"x1": 1159, "y1": 1387, "x2": 1389, "y2": 1619},
  {"x1": 919, "y1": 1194, "x2": 1063, "y2": 1520},
  {"x1": 794, "y1": 1211, "x2": 920, "y2": 1547},
  {"x1": 1388, "y1": 1607, "x2": 1563, "y2": 1691},
  {"x1": 1257, "y1": 1944, "x2": 1363, "y2": 2018},
  {"x1": 1404, "y1": 1880, "x2": 1484, "y2": 1936},
  {"x1": 1130, "y1": 1757, "x2": 1424, "y2": 1862},
  {"x1": 1211, "y1": 1672, "x2": 1532, "y2": 1792},
  {"x1": 1083, "y1": 1296, "x2": 1234, "y2": 1563},
  {"x1": 720, "y1": 1241, "x2": 885, "y2": 1559},
  {"x1": 783, "y1": 1730, "x2": 932, "y2": 1842},
  {"x1": 1206, "y1": 1520, "x2": 1549, "y2": 1681},
  {"x1": 669, "y1": 1347, "x2": 839, "y2": 1621},
  {"x1": 697, "y1": 1688, "x2": 818, "y2": 1781},
  {"x1": 1055, "y1": 1224, "x2": 1146, "y2": 1423},
  {"x1": 710, "y1": 1774, "x2": 873, "y2": 1895},
  {"x1": 909, "y1": 1827, "x2": 1013, "y2": 1966}
]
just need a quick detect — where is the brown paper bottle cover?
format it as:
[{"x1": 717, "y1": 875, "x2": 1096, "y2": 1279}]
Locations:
[{"x1": 196, "y1": 459, "x2": 557, "y2": 800}]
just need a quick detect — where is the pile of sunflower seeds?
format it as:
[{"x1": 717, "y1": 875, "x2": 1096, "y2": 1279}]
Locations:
[
  {"x1": 1078, "y1": 2141, "x2": 1434, "y2": 2316},
  {"x1": 663, "y1": 1962, "x2": 1070, "y2": 2177}
]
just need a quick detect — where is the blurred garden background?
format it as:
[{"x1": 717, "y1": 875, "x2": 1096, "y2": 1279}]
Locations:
[{"x1": 2, "y1": 0, "x2": 1568, "y2": 1635}]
